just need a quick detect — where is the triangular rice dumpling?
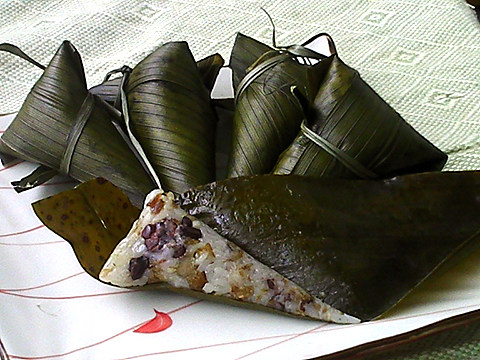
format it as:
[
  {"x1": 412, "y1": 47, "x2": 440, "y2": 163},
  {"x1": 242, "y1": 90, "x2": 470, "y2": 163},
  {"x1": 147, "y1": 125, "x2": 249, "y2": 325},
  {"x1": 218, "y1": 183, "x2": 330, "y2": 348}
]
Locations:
[
  {"x1": 0, "y1": 41, "x2": 156, "y2": 204},
  {"x1": 179, "y1": 172, "x2": 480, "y2": 321},
  {"x1": 227, "y1": 33, "x2": 330, "y2": 177},
  {"x1": 123, "y1": 42, "x2": 219, "y2": 194},
  {"x1": 100, "y1": 189, "x2": 359, "y2": 324},
  {"x1": 273, "y1": 55, "x2": 447, "y2": 178}
]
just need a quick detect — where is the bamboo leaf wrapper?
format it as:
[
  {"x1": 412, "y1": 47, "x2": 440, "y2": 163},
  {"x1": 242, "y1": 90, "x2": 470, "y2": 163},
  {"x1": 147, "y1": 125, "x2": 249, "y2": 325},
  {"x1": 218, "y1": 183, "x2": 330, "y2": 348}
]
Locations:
[{"x1": 180, "y1": 172, "x2": 480, "y2": 320}]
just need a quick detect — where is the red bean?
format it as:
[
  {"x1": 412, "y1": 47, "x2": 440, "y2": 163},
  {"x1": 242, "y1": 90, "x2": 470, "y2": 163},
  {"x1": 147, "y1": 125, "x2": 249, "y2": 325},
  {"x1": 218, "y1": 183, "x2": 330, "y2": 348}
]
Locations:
[
  {"x1": 180, "y1": 226, "x2": 202, "y2": 239},
  {"x1": 172, "y1": 245, "x2": 186, "y2": 258},
  {"x1": 129, "y1": 256, "x2": 149, "y2": 280},
  {"x1": 182, "y1": 216, "x2": 193, "y2": 227}
]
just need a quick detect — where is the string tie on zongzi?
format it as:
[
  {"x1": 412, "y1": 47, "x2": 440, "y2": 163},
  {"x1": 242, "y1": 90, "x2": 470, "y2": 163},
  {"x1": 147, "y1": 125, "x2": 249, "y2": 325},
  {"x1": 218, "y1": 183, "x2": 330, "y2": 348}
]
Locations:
[
  {"x1": 234, "y1": 33, "x2": 334, "y2": 105},
  {"x1": 102, "y1": 65, "x2": 133, "y2": 110},
  {"x1": 59, "y1": 91, "x2": 96, "y2": 176},
  {"x1": 234, "y1": 9, "x2": 335, "y2": 104},
  {"x1": 261, "y1": 8, "x2": 336, "y2": 60},
  {"x1": 299, "y1": 120, "x2": 378, "y2": 179}
]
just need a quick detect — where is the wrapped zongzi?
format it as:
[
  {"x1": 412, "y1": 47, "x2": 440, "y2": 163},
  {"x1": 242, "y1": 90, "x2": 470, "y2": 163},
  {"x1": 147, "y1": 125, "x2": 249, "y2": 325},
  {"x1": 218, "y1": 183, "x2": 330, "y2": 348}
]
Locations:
[
  {"x1": 273, "y1": 55, "x2": 447, "y2": 178},
  {"x1": 0, "y1": 41, "x2": 156, "y2": 204},
  {"x1": 119, "y1": 42, "x2": 221, "y2": 194}
]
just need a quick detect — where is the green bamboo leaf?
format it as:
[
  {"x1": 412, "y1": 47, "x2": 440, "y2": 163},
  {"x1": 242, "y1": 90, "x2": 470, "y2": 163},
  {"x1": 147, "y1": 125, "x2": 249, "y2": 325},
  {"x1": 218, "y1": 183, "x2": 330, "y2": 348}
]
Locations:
[
  {"x1": 89, "y1": 76, "x2": 122, "y2": 108},
  {"x1": 0, "y1": 41, "x2": 156, "y2": 206},
  {"x1": 32, "y1": 178, "x2": 141, "y2": 278},
  {"x1": 227, "y1": 34, "x2": 331, "y2": 177},
  {"x1": 180, "y1": 172, "x2": 480, "y2": 321},
  {"x1": 124, "y1": 42, "x2": 218, "y2": 194},
  {"x1": 273, "y1": 56, "x2": 447, "y2": 178}
]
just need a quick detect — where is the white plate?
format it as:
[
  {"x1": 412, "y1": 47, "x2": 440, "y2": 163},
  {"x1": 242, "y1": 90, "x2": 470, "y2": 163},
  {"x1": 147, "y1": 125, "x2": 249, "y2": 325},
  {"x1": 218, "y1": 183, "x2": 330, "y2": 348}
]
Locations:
[{"x1": 1, "y1": 67, "x2": 480, "y2": 359}]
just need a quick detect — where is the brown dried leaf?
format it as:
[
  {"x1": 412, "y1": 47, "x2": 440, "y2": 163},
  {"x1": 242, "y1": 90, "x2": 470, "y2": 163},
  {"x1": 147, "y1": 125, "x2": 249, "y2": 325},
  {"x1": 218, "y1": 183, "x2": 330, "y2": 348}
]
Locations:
[{"x1": 32, "y1": 178, "x2": 140, "y2": 279}]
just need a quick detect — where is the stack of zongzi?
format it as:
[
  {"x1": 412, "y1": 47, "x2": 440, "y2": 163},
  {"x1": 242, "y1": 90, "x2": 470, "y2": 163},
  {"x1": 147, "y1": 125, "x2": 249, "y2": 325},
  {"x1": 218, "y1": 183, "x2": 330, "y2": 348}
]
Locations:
[
  {"x1": 0, "y1": 40, "x2": 226, "y2": 203},
  {"x1": 2, "y1": 28, "x2": 464, "y2": 325}
]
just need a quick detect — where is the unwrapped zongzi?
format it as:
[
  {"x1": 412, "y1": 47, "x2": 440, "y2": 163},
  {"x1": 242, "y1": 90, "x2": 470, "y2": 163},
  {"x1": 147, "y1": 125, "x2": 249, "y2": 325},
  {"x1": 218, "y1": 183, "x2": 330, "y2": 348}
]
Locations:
[{"x1": 99, "y1": 189, "x2": 360, "y2": 324}]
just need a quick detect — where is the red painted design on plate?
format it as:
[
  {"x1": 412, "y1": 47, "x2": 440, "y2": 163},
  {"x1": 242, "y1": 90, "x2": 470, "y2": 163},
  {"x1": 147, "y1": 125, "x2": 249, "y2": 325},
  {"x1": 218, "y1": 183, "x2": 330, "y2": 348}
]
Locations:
[
  {"x1": 0, "y1": 288, "x2": 138, "y2": 300},
  {"x1": 0, "y1": 239, "x2": 63, "y2": 246},
  {"x1": 134, "y1": 309, "x2": 173, "y2": 334},
  {"x1": 0, "y1": 224, "x2": 45, "y2": 238},
  {"x1": 9, "y1": 301, "x2": 201, "y2": 360},
  {"x1": 1, "y1": 272, "x2": 84, "y2": 292}
]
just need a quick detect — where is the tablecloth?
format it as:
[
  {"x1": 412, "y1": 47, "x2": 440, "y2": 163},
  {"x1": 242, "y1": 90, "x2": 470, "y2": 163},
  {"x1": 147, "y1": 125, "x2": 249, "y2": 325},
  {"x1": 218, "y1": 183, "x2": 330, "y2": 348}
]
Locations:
[
  {"x1": 1, "y1": 1, "x2": 480, "y2": 359},
  {"x1": 1, "y1": 0, "x2": 479, "y2": 170}
]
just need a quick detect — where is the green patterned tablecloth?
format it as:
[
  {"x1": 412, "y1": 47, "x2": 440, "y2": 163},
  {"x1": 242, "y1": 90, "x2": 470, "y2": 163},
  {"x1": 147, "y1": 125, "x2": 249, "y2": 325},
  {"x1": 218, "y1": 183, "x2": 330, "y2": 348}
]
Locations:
[
  {"x1": 1, "y1": 0, "x2": 479, "y2": 172},
  {"x1": 0, "y1": 1, "x2": 479, "y2": 359}
]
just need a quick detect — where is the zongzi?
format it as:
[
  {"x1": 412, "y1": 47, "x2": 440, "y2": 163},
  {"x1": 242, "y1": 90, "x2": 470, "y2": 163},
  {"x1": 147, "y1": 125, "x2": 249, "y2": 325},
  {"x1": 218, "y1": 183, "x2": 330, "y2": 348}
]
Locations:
[
  {"x1": 273, "y1": 55, "x2": 447, "y2": 178},
  {"x1": 180, "y1": 172, "x2": 480, "y2": 321},
  {"x1": 0, "y1": 41, "x2": 156, "y2": 205},
  {"x1": 226, "y1": 33, "x2": 330, "y2": 177},
  {"x1": 120, "y1": 42, "x2": 220, "y2": 194},
  {"x1": 99, "y1": 189, "x2": 360, "y2": 324},
  {"x1": 89, "y1": 53, "x2": 224, "y2": 109}
]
